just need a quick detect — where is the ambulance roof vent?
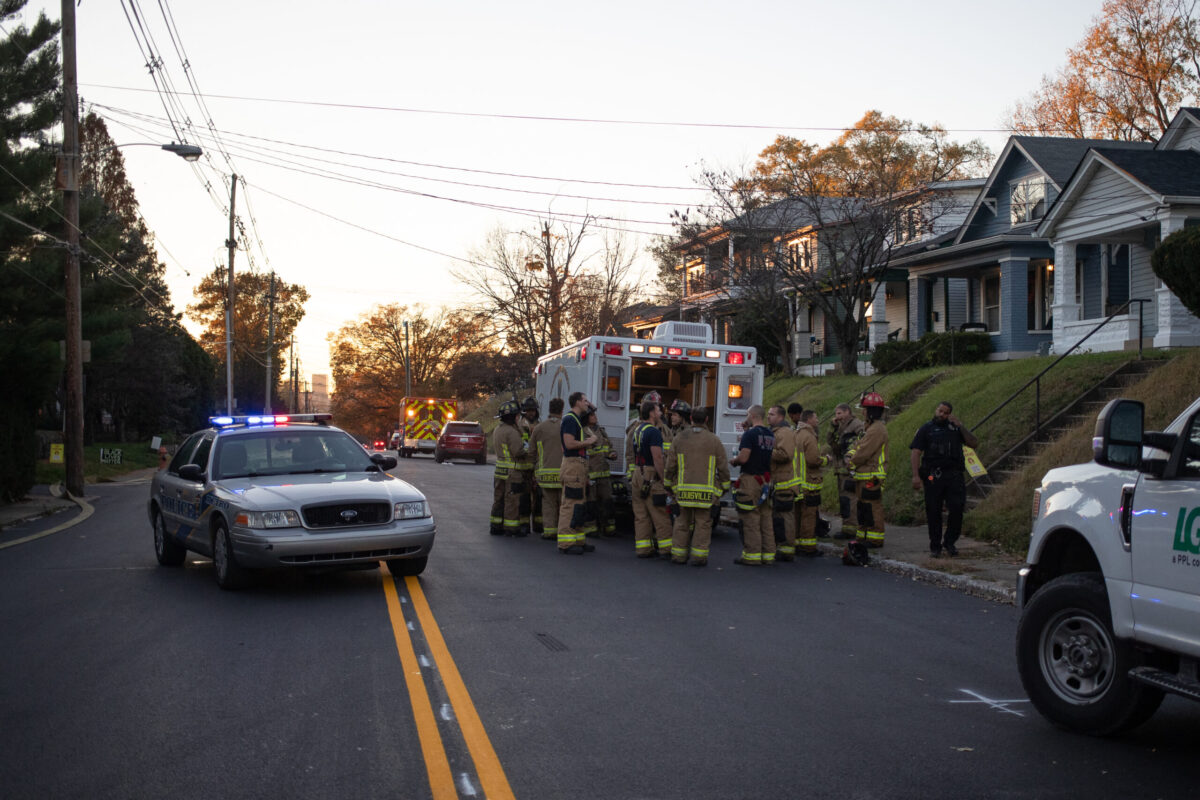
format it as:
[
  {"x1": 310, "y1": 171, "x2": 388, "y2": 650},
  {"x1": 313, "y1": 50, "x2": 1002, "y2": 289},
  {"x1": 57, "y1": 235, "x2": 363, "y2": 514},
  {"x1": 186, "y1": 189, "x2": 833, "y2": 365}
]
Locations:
[{"x1": 652, "y1": 321, "x2": 713, "y2": 344}]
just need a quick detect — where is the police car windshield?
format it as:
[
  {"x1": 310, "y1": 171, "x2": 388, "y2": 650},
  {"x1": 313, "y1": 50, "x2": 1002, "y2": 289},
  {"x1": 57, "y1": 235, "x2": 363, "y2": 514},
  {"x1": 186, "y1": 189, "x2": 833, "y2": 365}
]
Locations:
[{"x1": 213, "y1": 429, "x2": 373, "y2": 479}]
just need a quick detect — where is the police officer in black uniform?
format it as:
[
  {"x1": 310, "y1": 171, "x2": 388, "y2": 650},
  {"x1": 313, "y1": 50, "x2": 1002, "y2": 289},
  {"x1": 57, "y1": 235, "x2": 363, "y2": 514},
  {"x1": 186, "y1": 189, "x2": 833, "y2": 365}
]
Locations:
[{"x1": 909, "y1": 401, "x2": 979, "y2": 557}]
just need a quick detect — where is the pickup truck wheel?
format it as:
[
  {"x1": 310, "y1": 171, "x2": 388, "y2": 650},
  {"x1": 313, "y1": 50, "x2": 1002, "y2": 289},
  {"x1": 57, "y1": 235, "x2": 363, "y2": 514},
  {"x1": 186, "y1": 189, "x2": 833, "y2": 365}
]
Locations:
[
  {"x1": 212, "y1": 519, "x2": 251, "y2": 590},
  {"x1": 1016, "y1": 572, "x2": 1162, "y2": 735},
  {"x1": 153, "y1": 509, "x2": 186, "y2": 566},
  {"x1": 434, "y1": 450, "x2": 444, "y2": 463},
  {"x1": 475, "y1": 454, "x2": 486, "y2": 465}
]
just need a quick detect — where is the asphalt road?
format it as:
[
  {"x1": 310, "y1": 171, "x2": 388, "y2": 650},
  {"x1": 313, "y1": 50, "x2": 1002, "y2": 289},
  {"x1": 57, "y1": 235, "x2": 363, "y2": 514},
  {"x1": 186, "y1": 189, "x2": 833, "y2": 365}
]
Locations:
[{"x1": 1, "y1": 454, "x2": 1197, "y2": 800}]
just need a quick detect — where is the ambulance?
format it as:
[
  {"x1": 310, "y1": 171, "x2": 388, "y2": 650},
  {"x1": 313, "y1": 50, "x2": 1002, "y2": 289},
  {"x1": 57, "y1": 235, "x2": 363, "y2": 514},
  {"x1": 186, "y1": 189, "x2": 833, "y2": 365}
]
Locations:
[
  {"x1": 533, "y1": 320, "x2": 764, "y2": 488},
  {"x1": 398, "y1": 397, "x2": 458, "y2": 458}
]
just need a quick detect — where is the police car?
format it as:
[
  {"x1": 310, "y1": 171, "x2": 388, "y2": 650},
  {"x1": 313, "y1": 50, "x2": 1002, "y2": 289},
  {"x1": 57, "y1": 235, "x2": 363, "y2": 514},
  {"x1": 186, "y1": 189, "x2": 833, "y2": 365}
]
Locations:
[{"x1": 148, "y1": 414, "x2": 436, "y2": 589}]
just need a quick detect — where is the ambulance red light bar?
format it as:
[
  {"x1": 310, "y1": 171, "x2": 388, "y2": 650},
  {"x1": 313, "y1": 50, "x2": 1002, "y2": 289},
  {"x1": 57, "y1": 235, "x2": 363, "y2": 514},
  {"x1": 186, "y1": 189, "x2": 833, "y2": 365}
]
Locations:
[
  {"x1": 666, "y1": 347, "x2": 683, "y2": 356},
  {"x1": 579, "y1": 346, "x2": 587, "y2": 360},
  {"x1": 726, "y1": 352, "x2": 745, "y2": 365},
  {"x1": 603, "y1": 343, "x2": 623, "y2": 356}
]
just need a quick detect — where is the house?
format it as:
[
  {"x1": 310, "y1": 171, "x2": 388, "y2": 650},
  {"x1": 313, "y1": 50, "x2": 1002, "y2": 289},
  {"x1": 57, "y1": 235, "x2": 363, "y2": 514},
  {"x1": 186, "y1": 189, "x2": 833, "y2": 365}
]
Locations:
[
  {"x1": 1036, "y1": 108, "x2": 1200, "y2": 353},
  {"x1": 891, "y1": 136, "x2": 1156, "y2": 358}
]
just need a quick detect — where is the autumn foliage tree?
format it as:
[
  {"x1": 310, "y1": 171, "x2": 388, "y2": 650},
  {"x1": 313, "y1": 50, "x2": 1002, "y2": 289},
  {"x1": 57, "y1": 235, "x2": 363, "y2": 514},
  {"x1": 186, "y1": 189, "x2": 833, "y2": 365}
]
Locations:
[
  {"x1": 1008, "y1": 0, "x2": 1200, "y2": 141},
  {"x1": 187, "y1": 269, "x2": 308, "y2": 413},
  {"x1": 328, "y1": 304, "x2": 491, "y2": 437}
]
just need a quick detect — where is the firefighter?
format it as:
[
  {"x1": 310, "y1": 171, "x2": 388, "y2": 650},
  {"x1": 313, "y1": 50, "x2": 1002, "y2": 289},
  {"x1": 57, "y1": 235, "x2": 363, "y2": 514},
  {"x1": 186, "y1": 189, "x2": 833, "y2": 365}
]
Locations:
[
  {"x1": 731, "y1": 405, "x2": 777, "y2": 565},
  {"x1": 530, "y1": 397, "x2": 565, "y2": 541},
  {"x1": 827, "y1": 402, "x2": 865, "y2": 540},
  {"x1": 794, "y1": 409, "x2": 829, "y2": 556},
  {"x1": 768, "y1": 405, "x2": 800, "y2": 562},
  {"x1": 664, "y1": 406, "x2": 729, "y2": 566},
  {"x1": 519, "y1": 397, "x2": 542, "y2": 535},
  {"x1": 631, "y1": 399, "x2": 672, "y2": 558},
  {"x1": 491, "y1": 400, "x2": 530, "y2": 536},
  {"x1": 787, "y1": 402, "x2": 804, "y2": 428},
  {"x1": 846, "y1": 392, "x2": 889, "y2": 548},
  {"x1": 558, "y1": 391, "x2": 598, "y2": 555},
  {"x1": 664, "y1": 399, "x2": 692, "y2": 525},
  {"x1": 584, "y1": 406, "x2": 618, "y2": 537},
  {"x1": 625, "y1": 391, "x2": 663, "y2": 484}
]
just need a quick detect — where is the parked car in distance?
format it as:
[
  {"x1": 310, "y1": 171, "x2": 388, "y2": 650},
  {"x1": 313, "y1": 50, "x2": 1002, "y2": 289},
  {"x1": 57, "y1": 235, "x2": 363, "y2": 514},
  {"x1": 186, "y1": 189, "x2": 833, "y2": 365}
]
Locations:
[
  {"x1": 435, "y1": 420, "x2": 487, "y2": 464},
  {"x1": 389, "y1": 432, "x2": 402, "y2": 450},
  {"x1": 148, "y1": 413, "x2": 436, "y2": 589},
  {"x1": 372, "y1": 438, "x2": 387, "y2": 451}
]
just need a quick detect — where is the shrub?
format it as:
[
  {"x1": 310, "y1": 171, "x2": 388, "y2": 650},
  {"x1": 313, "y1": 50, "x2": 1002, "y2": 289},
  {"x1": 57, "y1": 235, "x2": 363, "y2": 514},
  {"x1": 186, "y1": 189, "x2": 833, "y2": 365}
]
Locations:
[
  {"x1": 920, "y1": 331, "x2": 992, "y2": 367},
  {"x1": 1151, "y1": 226, "x2": 1200, "y2": 319},
  {"x1": 870, "y1": 340, "x2": 924, "y2": 373}
]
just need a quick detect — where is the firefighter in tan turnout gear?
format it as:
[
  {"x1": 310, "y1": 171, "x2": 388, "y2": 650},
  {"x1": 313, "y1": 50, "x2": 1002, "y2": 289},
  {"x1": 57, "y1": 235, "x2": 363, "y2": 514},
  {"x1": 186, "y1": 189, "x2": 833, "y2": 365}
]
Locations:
[
  {"x1": 731, "y1": 405, "x2": 776, "y2": 566},
  {"x1": 793, "y1": 409, "x2": 828, "y2": 555},
  {"x1": 768, "y1": 405, "x2": 800, "y2": 561},
  {"x1": 519, "y1": 397, "x2": 542, "y2": 534},
  {"x1": 530, "y1": 397, "x2": 565, "y2": 541},
  {"x1": 828, "y1": 402, "x2": 865, "y2": 539},
  {"x1": 665, "y1": 406, "x2": 729, "y2": 566},
  {"x1": 631, "y1": 400, "x2": 672, "y2": 558},
  {"x1": 557, "y1": 392, "x2": 598, "y2": 555},
  {"x1": 584, "y1": 406, "x2": 617, "y2": 537},
  {"x1": 491, "y1": 400, "x2": 530, "y2": 536},
  {"x1": 847, "y1": 392, "x2": 889, "y2": 548}
]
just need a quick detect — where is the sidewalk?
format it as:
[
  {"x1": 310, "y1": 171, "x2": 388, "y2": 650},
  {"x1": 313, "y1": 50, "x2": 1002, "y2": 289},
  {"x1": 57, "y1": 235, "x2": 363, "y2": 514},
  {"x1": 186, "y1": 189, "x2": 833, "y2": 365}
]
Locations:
[
  {"x1": 818, "y1": 517, "x2": 1022, "y2": 604},
  {"x1": 0, "y1": 468, "x2": 159, "y2": 531}
]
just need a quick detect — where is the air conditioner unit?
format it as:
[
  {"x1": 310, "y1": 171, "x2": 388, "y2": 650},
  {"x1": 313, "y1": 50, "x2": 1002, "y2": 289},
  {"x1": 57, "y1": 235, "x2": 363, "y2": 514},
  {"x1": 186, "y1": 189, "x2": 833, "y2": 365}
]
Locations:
[{"x1": 652, "y1": 321, "x2": 714, "y2": 344}]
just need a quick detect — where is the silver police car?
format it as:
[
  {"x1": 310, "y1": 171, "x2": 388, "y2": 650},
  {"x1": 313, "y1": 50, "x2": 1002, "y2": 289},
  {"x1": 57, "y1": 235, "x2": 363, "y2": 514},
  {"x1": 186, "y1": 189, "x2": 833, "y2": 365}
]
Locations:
[{"x1": 148, "y1": 414, "x2": 436, "y2": 589}]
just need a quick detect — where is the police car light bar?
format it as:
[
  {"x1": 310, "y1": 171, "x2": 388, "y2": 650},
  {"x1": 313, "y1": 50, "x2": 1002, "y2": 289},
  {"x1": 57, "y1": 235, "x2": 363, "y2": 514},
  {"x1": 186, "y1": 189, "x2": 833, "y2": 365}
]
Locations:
[{"x1": 209, "y1": 413, "x2": 332, "y2": 427}]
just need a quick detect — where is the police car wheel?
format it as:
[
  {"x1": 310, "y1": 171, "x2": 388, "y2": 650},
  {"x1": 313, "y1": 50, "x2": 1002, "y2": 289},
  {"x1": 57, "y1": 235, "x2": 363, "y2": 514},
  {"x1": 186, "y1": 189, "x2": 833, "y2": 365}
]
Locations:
[
  {"x1": 153, "y1": 509, "x2": 186, "y2": 567},
  {"x1": 212, "y1": 519, "x2": 250, "y2": 590},
  {"x1": 1016, "y1": 572, "x2": 1162, "y2": 735},
  {"x1": 388, "y1": 556, "x2": 427, "y2": 577}
]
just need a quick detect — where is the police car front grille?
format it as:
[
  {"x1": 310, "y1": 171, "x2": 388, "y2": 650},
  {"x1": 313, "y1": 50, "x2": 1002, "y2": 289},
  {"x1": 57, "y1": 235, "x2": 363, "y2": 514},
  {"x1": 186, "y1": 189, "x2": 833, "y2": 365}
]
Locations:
[
  {"x1": 280, "y1": 545, "x2": 421, "y2": 565},
  {"x1": 302, "y1": 502, "x2": 392, "y2": 528}
]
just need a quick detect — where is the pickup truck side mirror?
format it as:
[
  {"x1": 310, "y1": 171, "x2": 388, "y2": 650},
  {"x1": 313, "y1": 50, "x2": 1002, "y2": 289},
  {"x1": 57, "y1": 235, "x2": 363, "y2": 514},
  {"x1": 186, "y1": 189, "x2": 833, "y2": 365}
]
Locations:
[{"x1": 1093, "y1": 398, "x2": 1143, "y2": 469}]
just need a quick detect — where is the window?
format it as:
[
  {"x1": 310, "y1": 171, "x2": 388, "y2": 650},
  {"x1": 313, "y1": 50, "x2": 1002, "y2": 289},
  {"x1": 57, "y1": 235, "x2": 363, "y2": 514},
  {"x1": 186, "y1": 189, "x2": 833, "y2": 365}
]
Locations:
[
  {"x1": 894, "y1": 208, "x2": 920, "y2": 243},
  {"x1": 189, "y1": 435, "x2": 214, "y2": 472},
  {"x1": 603, "y1": 364, "x2": 624, "y2": 405},
  {"x1": 168, "y1": 433, "x2": 203, "y2": 474},
  {"x1": 1184, "y1": 414, "x2": 1200, "y2": 478},
  {"x1": 983, "y1": 275, "x2": 1001, "y2": 332},
  {"x1": 1010, "y1": 176, "x2": 1048, "y2": 225},
  {"x1": 726, "y1": 377, "x2": 751, "y2": 411}
]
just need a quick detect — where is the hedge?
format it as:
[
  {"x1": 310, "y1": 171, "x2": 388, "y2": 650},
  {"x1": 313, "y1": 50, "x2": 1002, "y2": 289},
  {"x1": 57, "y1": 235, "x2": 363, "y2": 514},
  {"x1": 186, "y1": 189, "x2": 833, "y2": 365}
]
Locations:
[{"x1": 870, "y1": 331, "x2": 992, "y2": 373}]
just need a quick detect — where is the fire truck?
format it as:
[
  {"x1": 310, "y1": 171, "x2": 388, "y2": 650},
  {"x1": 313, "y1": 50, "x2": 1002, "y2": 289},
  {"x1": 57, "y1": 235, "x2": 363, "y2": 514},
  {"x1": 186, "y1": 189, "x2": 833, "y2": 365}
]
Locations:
[
  {"x1": 533, "y1": 321, "x2": 763, "y2": 514},
  {"x1": 398, "y1": 397, "x2": 458, "y2": 458}
]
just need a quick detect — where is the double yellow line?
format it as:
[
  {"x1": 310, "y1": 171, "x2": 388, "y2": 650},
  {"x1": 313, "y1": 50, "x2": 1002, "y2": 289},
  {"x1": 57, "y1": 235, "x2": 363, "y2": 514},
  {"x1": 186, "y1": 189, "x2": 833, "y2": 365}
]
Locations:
[{"x1": 381, "y1": 563, "x2": 515, "y2": 800}]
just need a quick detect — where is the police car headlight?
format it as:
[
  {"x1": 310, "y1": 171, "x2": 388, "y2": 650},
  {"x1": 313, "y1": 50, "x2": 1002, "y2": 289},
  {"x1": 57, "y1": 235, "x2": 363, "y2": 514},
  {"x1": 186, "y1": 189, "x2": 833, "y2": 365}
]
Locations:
[
  {"x1": 394, "y1": 501, "x2": 431, "y2": 520},
  {"x1": 235, "y1": 510, "x2": 301, "y2": 529}
]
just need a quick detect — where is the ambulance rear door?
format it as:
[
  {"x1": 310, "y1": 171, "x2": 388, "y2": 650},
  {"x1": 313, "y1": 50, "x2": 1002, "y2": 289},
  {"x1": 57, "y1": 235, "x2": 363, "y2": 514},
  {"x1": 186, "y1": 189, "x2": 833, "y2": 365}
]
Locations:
[
  {"x1": 716, "y1": 364, "x2": 764, "y2": 478},
  {"x1": 596, "y1": 350, "x2": 632, "y2": 473}
]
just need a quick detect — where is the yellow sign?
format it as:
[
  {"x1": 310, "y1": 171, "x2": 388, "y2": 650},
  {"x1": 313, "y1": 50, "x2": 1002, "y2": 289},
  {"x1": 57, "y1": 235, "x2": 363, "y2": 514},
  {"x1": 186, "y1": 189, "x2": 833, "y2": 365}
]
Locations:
[
  {"x1": 49, "y1": 443, "x2": 64, "y2": 464},
  {"x1": 963, "y1": 446, "x2": 987, "y2": 478}
]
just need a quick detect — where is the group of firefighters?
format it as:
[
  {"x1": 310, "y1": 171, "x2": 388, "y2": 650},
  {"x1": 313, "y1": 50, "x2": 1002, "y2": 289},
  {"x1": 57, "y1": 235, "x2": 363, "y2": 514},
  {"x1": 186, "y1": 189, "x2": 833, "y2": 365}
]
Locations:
[{"x1": 488, "y1": 389, "x2": 890, "y2": 566}]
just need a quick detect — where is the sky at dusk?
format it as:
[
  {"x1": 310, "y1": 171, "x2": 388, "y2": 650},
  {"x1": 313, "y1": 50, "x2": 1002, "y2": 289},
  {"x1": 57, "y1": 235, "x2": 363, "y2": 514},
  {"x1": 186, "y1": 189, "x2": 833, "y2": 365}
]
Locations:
[{"x1": 17, "y1": 0, "x2": 1109, "y2": 389}]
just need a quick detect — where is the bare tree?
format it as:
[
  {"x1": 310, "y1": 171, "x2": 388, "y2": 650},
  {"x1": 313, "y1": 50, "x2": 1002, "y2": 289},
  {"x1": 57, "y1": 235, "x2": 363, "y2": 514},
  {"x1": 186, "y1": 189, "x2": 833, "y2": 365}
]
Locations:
[{"x1": 456, "y1": 215, "x2": 639, "y2": 355}]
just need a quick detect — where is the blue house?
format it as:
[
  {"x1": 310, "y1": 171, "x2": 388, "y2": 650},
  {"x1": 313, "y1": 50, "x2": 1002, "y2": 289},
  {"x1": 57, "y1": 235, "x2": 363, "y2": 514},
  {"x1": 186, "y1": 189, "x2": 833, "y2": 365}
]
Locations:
[{"x1": 892, "y1": 136, "x2": 1154, "y2": 357}]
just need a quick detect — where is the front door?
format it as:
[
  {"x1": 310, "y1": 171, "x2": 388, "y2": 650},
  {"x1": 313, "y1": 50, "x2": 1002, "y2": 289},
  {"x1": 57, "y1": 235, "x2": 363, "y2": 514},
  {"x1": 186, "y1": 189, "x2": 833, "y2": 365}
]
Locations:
[
  {"x1": 597, "y1": 354, "x2": 631, "y2": 472},
  {"x1": 1129, "y1": 407, "x2": 1200, "y2": 658}
]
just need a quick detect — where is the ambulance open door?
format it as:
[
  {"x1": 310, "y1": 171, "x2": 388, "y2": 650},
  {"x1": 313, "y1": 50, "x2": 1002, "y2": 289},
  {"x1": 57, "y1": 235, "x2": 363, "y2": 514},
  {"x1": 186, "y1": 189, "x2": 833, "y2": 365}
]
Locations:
[
  {"x1": 597, "y1": 353, "x2": 631, "y2": 472},
  {"x1": 716, "y1": 365, "x2": 762, "y2": 467}
]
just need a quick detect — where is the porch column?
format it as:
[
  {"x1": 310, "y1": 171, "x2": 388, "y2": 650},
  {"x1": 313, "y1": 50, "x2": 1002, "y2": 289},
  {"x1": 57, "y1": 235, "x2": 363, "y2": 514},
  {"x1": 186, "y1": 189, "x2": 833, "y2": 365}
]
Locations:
[
  {"x1": 1154, "y1": 215, "x2": 1200, "y2": 348},
  {"x1": 868, "y1": 281, "x2": 890, "y2": 349},
  {"x1": 999, "y1": 257, "x2": 1030, "y2": 355},
  {"x1": 908, "y1": 275, "x2": 928, "y2": 340},
  {"x1": 1051, "y1": 240, "x2": 1079, "y2": 353}
]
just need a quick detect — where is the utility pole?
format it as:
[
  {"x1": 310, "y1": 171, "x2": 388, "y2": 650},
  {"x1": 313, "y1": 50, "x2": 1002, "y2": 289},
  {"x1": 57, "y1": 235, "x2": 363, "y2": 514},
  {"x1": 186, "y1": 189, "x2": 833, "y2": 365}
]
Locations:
[
  {"x1": 403, "y1": 320, "x2": 412, "y2": 399},
  {"x1": 60, "y1": 0, "x2": 83, "y2": 497},
  {"x1": 291, "y1": 336, "x2": 299, "y2": 412},
  {"x1": 225, "y1": 174, "x2": 238, "y2": 415},
  {"x1": 265, "y1": 271, "x2": 275, "y2": 413}
]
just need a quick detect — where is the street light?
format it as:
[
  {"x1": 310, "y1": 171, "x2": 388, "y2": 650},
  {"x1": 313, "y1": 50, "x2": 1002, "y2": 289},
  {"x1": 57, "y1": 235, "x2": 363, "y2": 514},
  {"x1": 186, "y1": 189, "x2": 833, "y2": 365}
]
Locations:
[{"x1": 59, "y1": 1, "x2": 203, "y2": 497}]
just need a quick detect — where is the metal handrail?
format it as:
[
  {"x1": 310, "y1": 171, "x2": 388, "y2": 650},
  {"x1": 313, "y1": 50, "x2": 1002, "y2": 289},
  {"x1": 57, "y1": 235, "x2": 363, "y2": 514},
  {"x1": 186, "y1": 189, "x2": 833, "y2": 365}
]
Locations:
[{"x1": 971, "y1": 298, "x2": 1149, "y2": 437}]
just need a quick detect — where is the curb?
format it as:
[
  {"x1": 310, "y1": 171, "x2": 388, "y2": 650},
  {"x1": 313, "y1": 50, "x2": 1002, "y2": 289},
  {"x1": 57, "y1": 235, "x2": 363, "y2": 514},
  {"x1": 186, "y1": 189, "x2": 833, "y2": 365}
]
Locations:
[
  {"x1": 0, "y1": 490, "x2": 95, "y2": 551},
  {"x1": 817, "y1": 542, "x2": 1016, "y2": 605}
]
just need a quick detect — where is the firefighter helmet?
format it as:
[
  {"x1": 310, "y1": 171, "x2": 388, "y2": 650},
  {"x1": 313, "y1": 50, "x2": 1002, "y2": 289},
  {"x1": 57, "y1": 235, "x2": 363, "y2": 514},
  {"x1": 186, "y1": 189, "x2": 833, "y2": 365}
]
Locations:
[
  {"x1": 859, "y1": 391, "x2": 887, "y2": 409},
  {"x1": 842, "y1": 540, "x2": 870, "y2": 567},
  {"x1": 521, "y1": 396, "x2": 538, "y2": 412},
  {"x1": 669, "y1": 399, "x2": 691, "y2": 416},
  {"x1": 641, "y1": 391, "x2": 662, "y2": 406},
  {"x1": 497, "y1": 400, "x2": 520, "y2": 418}
]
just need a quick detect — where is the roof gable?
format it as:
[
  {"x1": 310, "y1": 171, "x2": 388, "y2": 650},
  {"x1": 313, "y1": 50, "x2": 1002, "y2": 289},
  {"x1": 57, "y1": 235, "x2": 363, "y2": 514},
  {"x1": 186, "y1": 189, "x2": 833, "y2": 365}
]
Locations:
[{"x1": 1156, "y1": 107, "x2": 1200, "y2": 151}]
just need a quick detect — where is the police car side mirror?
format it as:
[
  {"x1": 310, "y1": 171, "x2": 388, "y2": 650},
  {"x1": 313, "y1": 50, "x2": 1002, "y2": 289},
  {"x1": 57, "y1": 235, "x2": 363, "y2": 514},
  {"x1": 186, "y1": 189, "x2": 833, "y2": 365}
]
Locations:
[
  {"x1": 370, "y1": 453, "x2": 398, "y2": 471},
  {"x1": 178, "y1": 464, "x2": 205, "y2": 482},
  {"x1": 1093, "y1": 398, "x2": 1143, "y2": 470}
]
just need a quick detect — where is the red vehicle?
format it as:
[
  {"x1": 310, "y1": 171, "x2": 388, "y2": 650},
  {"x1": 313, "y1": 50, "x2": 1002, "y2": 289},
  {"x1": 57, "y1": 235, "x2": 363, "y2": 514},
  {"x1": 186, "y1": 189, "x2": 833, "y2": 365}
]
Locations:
[
  {"x1": 435, "y1": 421, "x2": 487, "y2": 464},
  {"x1": 372, "y1": 438, "x2": 387, "y2": 451}
]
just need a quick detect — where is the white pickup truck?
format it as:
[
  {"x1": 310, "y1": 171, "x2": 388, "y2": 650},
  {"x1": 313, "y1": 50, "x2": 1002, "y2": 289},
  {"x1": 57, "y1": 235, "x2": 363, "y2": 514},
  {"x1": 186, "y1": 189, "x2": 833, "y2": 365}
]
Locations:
[{"x1": 1016, "y1": 395, "x2": 1200, "y2": 735}]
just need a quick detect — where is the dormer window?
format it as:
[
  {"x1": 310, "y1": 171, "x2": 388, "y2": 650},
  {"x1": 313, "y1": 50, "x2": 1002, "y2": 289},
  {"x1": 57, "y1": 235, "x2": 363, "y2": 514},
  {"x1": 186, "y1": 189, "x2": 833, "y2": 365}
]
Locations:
[{"x1": 1010, "y1": 176, "x2": 1048, "y2": 225}]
